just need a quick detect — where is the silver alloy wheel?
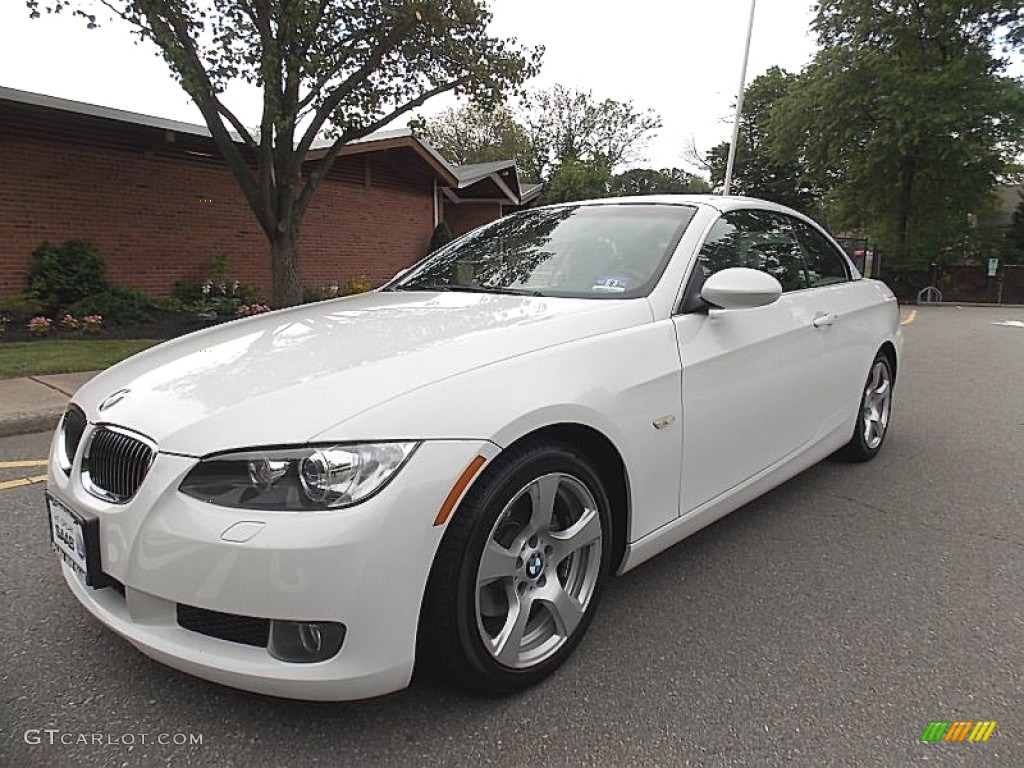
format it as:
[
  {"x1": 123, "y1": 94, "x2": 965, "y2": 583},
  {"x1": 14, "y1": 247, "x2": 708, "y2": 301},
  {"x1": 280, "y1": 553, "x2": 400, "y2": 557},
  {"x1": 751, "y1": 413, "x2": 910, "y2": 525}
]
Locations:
[
  {"x1": 475, "y1": 472, "x2": 603, "y2": 669},
  {"x1": 861, "y1": 359, "x2": 892, "y2": 450}
]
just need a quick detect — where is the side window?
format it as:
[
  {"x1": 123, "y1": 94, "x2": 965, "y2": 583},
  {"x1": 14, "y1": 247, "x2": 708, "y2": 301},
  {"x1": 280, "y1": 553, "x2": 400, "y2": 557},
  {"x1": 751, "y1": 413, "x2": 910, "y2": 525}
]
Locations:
[
  {"x1": 695, "y1": 210, "x2": 808, "y2": 292},
  {"x1": 789, "y1": 218, "x2": 851, "y2": 287}
]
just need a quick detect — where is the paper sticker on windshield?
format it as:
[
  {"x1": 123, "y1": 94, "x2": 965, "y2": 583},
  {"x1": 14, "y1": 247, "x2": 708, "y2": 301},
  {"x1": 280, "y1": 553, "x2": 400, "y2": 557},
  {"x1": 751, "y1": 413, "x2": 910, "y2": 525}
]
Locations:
[{"x1": 591, "y1": 276, "x2": 632, "y2": 293}]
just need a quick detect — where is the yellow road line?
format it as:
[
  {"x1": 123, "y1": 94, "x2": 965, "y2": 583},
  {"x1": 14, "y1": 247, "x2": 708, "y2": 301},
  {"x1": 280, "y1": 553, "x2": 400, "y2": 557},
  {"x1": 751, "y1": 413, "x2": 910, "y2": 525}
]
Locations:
[
  {"x1": 0, "y1": 474, "x2": 48, "y2": 491},
  {"x1": 0, "y1": 459, "x2": 49, "y2": 469},
  {"x1": 901, "y1": 309, "x2": 917, "y2": 326}
]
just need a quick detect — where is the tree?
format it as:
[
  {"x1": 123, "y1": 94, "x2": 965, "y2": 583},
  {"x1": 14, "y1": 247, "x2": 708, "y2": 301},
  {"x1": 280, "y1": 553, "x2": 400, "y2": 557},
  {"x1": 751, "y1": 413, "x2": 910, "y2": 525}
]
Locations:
[
  {"x1": 772, "y1": 0, "x2": 1024, "y2": 266},
  {"x1": 427, "y1": 220, "x2": 454, "y2": 253},
  {"x1": 1005, "y1": 198, "x2": 1024, "y2": 265},
  {"x1": 409, "y1": 103, "x2": 537, "y2": 180},
  {"x1": 698, "y1": 68, "x2": 819, "y2": 212},
  {"x1": 609, "y1": 168, "x2": 711, "y2": 196},
  {"x1": 29, "y1": 1, "x2": 539, "y2": 305},
  {"x1": 538, "y1": 157, "x2": 613, "y2": 204},
  {"x1": 521, "y1": 85, "x2": 662, "y2": 181}
]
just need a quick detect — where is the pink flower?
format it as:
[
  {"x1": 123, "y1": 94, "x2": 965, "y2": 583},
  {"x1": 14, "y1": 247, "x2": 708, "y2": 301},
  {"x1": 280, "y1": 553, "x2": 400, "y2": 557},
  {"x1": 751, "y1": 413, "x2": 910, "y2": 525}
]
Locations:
[{"x1": 28, "y1": 316, "x2": 53, "y2": 336}]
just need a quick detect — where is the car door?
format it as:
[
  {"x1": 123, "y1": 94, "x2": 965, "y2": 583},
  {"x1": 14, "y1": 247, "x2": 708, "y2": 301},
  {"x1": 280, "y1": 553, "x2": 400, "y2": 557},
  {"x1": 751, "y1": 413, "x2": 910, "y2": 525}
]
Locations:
[
  {"x1": 672, "y1": 208, "x2": 826, "y2": 515},
  {"x1": 784, "y1": 215, "x2": 881, "y2": 432}
]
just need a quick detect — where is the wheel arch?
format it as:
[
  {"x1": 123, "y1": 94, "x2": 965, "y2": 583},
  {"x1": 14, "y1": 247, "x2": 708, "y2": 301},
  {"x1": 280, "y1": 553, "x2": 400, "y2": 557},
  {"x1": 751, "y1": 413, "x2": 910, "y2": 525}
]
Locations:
[
  {"x1": 498, "y1": 422, "x2": 631, "y2": 575},
  {"x1": 879, "y1": 340, "x2": 898, "y2": 381}
]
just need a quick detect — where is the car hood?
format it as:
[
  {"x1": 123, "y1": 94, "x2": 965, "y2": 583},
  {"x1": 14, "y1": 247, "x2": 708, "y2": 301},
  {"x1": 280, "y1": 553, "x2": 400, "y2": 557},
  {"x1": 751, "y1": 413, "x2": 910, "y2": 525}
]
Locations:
[{"x1": 73, "y1": 291, "x2": 653, "y2": 455}]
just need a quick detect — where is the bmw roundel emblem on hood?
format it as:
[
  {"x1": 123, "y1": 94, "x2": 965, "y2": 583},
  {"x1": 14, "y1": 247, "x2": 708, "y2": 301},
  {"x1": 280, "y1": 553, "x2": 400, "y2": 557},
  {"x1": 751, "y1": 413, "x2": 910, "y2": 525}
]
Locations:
[{"x1": 98, "y1": 388, "x2": 130, "y2": 412}]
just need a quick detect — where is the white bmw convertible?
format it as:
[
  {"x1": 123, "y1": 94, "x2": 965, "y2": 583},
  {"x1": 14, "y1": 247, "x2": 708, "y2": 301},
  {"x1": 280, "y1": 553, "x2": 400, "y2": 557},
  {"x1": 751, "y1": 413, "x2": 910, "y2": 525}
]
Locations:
[{"x1": 46, "y1": 195, "x2": 901, "y2": 700}]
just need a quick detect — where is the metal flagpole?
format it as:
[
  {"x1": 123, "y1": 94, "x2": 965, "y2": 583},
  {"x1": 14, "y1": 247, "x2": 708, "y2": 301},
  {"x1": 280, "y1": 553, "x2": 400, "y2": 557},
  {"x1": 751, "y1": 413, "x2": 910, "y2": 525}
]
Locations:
[{"x1": 722, "y1": 0, "x2": 757, "y2": 196}]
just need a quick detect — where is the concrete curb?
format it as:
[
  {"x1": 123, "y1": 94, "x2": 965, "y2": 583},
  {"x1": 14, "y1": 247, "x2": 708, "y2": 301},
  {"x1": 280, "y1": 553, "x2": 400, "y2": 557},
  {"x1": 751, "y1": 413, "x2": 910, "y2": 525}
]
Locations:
[
  {"x1": 0, "y1": 408, "x2": 64, "y2": 438},
  {"x1": 0, "y1": 371, "x2": 99, "y2": 438}
]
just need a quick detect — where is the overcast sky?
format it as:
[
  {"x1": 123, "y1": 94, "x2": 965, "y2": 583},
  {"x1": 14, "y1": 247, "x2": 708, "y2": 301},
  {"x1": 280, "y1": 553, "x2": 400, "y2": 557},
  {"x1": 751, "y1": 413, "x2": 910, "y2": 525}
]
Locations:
[{"x1": 0, "y1": 1, "x2": 820, "y2": 170}]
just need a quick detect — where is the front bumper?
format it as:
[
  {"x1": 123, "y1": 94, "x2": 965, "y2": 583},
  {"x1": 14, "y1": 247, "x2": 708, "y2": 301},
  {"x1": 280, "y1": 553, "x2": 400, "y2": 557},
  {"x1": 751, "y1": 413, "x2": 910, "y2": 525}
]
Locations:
[{"x1": 48, "y1": 429, "x2": 495, "y2": 701}]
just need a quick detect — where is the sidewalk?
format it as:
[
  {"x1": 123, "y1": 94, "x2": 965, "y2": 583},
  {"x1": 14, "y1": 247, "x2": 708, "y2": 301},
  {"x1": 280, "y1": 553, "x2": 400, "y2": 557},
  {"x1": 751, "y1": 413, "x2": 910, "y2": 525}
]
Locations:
[{"x1": 0, "y1": 371, "x2": 99, "y2": 438}]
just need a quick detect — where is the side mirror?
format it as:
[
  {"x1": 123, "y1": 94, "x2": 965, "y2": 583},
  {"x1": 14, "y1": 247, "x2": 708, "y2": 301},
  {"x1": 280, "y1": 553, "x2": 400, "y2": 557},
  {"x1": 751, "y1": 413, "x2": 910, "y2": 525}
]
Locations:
[{"x1": 700, "y1": 267, "x2": 782, "y2": 310}]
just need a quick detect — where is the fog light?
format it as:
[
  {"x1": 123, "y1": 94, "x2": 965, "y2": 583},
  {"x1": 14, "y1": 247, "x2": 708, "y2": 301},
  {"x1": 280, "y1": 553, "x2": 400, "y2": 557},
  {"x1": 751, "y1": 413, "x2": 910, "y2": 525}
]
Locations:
[{"x1": 268, "y1": 620, "x2": 345, "y2": 663}]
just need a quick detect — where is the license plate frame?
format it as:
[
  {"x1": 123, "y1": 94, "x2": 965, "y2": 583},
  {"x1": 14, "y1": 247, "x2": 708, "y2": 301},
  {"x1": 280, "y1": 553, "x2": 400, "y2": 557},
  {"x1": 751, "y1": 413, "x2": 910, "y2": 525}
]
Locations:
[{"x1": 46, "y1": 492, "x2": 112, "y2": 589}]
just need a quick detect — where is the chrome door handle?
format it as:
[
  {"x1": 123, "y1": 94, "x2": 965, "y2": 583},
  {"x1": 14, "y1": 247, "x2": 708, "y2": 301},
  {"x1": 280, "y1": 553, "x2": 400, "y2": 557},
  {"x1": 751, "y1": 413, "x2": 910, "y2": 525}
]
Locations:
[{"x1": 812, "y1": 312, "x2": 835, "y2": 328}]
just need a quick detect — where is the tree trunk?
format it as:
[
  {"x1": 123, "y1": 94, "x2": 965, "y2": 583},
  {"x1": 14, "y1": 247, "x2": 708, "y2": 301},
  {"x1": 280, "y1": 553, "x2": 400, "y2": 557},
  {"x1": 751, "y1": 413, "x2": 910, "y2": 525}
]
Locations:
[
  {"x1": 894, "y1": 154, "x2": 917, "y2": 265},
  {"x1": 271, "y1": 226, "x2": 303, "y2": 307}
]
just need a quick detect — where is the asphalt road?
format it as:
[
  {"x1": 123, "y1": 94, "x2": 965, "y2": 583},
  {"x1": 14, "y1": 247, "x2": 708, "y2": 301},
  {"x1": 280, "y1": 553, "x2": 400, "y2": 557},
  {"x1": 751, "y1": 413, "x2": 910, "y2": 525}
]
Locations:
[{"x1": 1, "y1": 305, "x2": 1022, "y2": 768}]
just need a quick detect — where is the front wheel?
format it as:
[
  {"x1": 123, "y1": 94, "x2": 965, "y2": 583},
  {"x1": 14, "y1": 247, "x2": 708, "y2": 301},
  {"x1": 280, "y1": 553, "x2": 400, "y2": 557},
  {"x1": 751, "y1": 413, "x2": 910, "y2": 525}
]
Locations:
[
  {"x1": 419, "y1": 440, "x2": 612, "y2": 694},
  {"x1": 836, "y1": 351, "x2": 894, "y2": 462}
]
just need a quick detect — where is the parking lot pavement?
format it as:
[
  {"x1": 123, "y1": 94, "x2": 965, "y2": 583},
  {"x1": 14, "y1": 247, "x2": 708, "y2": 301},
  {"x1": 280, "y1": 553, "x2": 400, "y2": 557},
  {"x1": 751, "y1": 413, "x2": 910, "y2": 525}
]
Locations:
[{"x1": 1, "y1": 306, "x2": 1022, "y2": 767}]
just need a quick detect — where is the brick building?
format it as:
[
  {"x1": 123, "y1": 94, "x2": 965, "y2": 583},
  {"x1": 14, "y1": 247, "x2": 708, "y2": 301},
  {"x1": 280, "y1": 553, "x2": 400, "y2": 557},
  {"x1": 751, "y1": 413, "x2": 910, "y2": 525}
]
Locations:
[{"x1": 0, "y1": 87, "x2": 540, "y2": 301}]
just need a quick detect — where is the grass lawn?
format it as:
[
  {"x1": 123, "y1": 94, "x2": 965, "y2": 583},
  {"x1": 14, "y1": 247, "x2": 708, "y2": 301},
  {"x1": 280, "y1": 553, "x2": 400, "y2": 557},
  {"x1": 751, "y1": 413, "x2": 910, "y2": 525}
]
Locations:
[{"x1": 0, "y1": 339, "x2": 165, "y2": 379}]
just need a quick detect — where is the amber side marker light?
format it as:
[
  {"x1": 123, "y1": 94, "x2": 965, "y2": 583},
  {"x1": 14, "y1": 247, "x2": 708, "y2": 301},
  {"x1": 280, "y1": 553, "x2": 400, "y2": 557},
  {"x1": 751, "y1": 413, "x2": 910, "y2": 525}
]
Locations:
[{"x1": 434, "y1": 455, "x2": 487, "y2": 526}]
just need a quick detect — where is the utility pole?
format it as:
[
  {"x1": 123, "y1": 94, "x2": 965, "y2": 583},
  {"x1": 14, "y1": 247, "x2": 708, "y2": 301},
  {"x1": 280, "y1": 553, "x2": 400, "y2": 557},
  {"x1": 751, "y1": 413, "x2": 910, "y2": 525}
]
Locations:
[{"x1": 723, "y1": 0, "x2": 757, "y2": 196}]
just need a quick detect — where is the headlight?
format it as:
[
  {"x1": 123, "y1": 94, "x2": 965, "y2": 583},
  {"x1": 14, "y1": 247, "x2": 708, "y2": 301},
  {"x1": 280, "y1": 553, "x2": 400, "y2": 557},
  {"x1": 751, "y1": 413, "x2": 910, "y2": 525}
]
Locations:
[{"x1": 179, "y1": 442, "x2": 419, "y2": 510}]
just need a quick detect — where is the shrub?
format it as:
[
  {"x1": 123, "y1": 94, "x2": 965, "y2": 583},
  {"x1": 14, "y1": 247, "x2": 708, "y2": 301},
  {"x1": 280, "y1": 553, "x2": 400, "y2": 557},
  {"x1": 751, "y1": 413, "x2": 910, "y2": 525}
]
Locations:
[
  {"x1": 59, "y1": 313, "x2": 80, "y2": 331},
  {"x1": 0, "y1": 314, "x2": 10, "y2": 336},
  {"x1": 150, "y1": 296, "x2": 187, "y2": 313},
  {"x1": 343, "y1": 276, "x2": 372, "y2": 295},
  {"x1": 28, "y1": 241, "x2": 109, "y2": 310},
  {"x1": 236, "y1": 303, "x2": 272, "y2": 317},
  {"x1": 302, "y1": 284, "x2": 340, "y2": 303},
  {"x1": 66, "y1": 288, "x2": 153, "y2": 326},
  {"x1": 0, "y1": 291, "x2": 48, "y2": 322},
  {"x1": 177, "y1": 256, "x2": 265, "y2": 318},
  {"x1": 428, "y1": 221, "x2": 455, "y2": 253},
  {"x1": 28, "y1": 316, "x2": 53, "y2": 337},
  {"x1": 82, "y1": 315, "x2": 103, "y2": 334}
]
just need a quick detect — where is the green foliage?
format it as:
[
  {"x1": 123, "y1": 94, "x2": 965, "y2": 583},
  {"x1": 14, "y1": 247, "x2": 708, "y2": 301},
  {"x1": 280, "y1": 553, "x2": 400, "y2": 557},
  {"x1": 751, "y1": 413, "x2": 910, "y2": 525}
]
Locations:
[
  {"x1": 22, "y1": 240, "x2": 155, "y2": 324},
  {"x1": 191, "y1": 281, "x2": 264, "y2": 320},
  {"x1": 149, "y1": 296, "x2": 188, "y2": 313},
  {"x1": 1005, "y1": 199, "x2": 1024, "y2": 265},
  {"x1": 28, "y1": 240, "x2": 109, "y2": 310},
  {"x1": 429, "y1": 222, "x2": 455, "y2": 253},
  {"x1": 610, "y1": 168, "x2": 711, "y2": 196},
  {"x1": 522, "y1": 86, "x2": 661, "y2": 180},
  {"x1": 701, "y1": 68, "x2": 819, "y2": 212},
  {"x1": 28, "y1": 1, "x2": 540, "y2": 308},
  {"x1": 302, "y1": 285, "x2": 340, "y2": 303},
  {"x1": 772, "y1": 0, "x2": 1024, "y2": 266},
  {"x1": 539, "y1": 159, "x2": 613, "y2": 204},
  {"x1": 65, "y1": 287, "x2": 154, "y2": 326},
  {"x1": 173, "y1": 256, "x2": 265, "y2": 318},
  {"x1": 412, "y1": 104, "x2": 537, "y2": 181},
  {"x1": 302, "y1": 276, "x2": 372, "y2": 303},
  {"x1": 0, "y1": 292, "x2": 47, "y2": 322},
  {"x1": 343, "y1": 276, "x2": 372, "y2": 295}
]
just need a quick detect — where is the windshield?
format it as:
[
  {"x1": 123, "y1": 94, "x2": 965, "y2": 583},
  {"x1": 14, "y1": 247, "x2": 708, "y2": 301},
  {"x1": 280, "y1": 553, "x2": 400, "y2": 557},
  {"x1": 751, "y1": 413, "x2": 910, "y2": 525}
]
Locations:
[{"x1": 392, "y1": 203, "x2": 697, "y2": 298}]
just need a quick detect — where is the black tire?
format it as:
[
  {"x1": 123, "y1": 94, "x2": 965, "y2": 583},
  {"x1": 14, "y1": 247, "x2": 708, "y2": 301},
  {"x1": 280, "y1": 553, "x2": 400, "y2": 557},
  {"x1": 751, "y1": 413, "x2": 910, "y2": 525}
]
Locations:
[
  {"x1": 835, "y1": 351, "x2": 894, "y2": 462},
  {"x1": 418, "y1": 439, "x2": 612, "y2": 694}
]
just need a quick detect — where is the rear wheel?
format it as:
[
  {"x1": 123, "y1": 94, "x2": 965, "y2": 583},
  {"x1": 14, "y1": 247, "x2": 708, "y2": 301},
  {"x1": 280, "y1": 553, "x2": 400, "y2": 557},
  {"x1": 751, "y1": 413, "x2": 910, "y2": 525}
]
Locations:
[
  {"x1": 419, "y1": 440, "x2": 611, "y2": 694},
  {"x1": 836, "y1": 351, "x2": 894, "y2": 462}
]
